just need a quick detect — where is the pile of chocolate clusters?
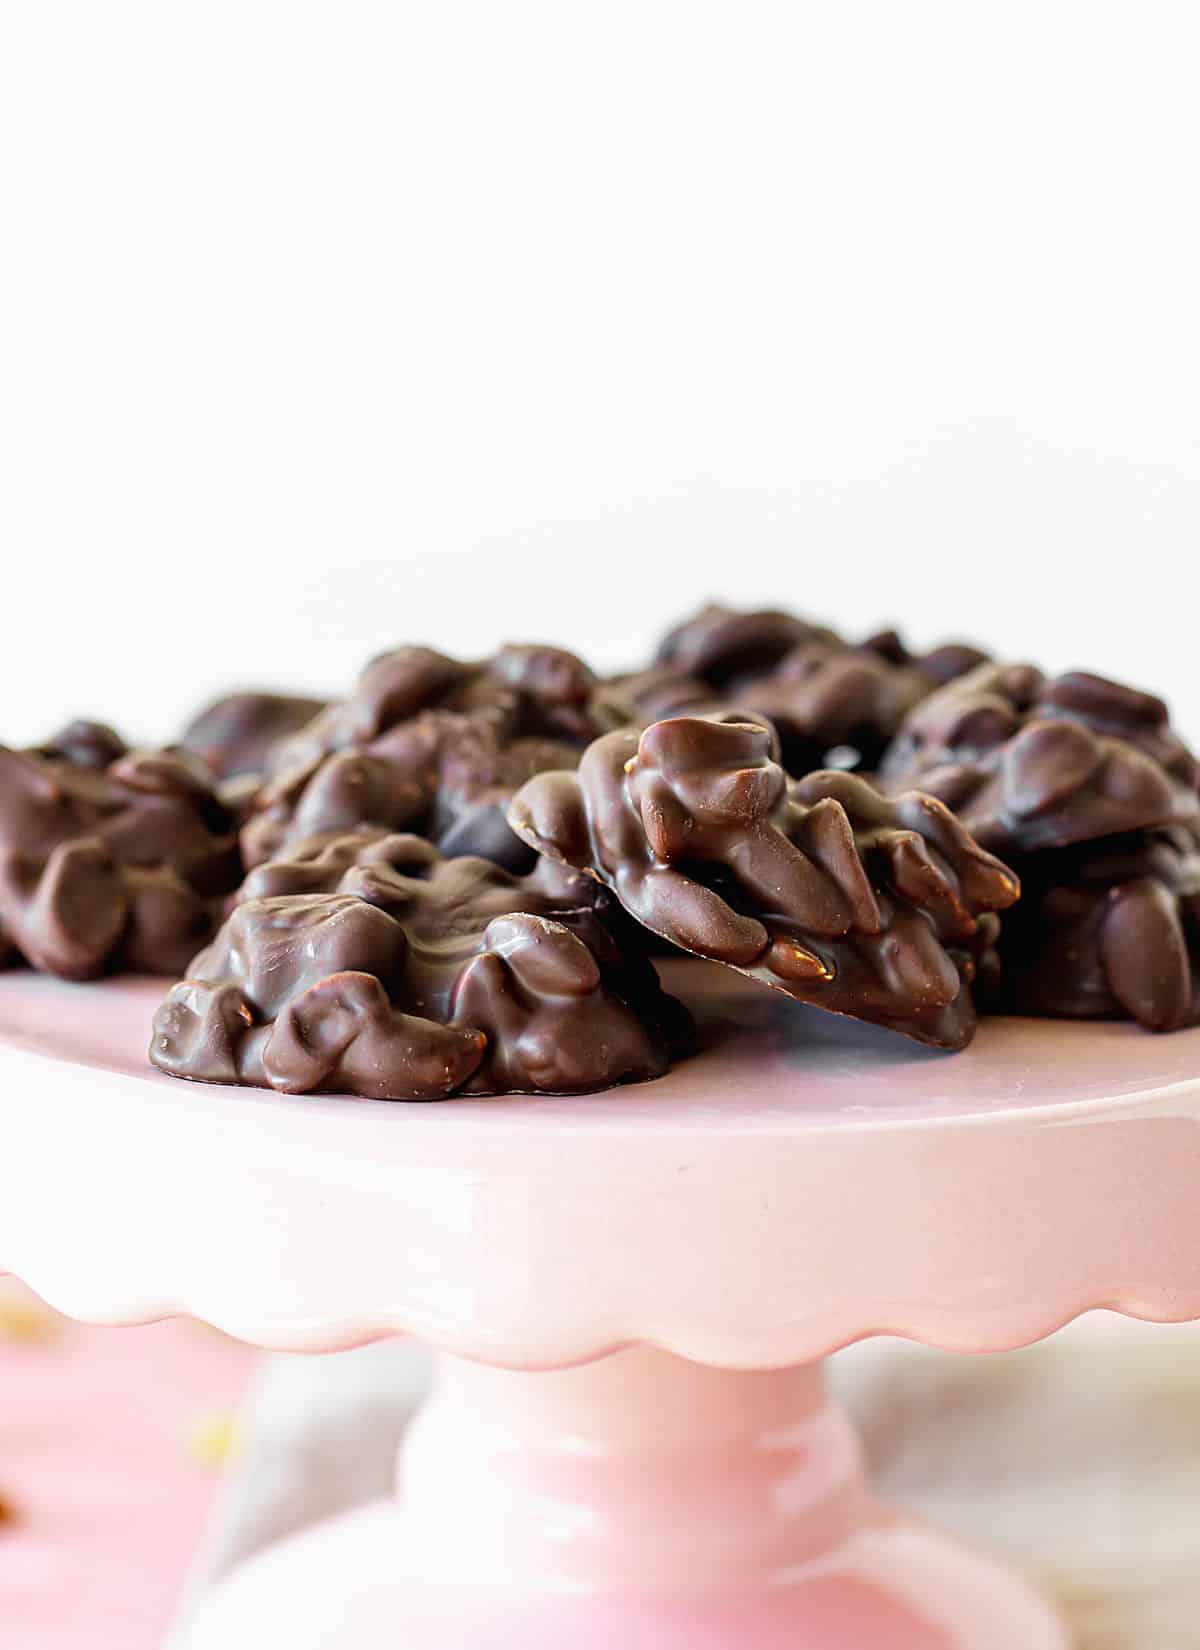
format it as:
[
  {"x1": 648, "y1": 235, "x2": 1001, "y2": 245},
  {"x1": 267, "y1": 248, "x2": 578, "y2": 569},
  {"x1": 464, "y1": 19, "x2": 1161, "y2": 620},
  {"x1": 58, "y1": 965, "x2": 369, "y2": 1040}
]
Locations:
[{"x1": 2, "y1": 604, "x2": 1197, "y2": 1100}]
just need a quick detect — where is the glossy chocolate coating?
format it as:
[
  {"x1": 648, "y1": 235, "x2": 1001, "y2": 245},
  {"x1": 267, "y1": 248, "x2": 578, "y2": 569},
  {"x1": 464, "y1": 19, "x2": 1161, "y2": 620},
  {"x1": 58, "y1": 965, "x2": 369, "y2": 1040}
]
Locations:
[
  {"x1": 508, "y1": 715, "x2": 1019, "y2": 1048},
  {"x1": 242, "y1": 644, "x2": 611, "y2": 872},
  {"x1": 591, "y1": 667, "x2": 716, "y2": 729},
  {"x1": 266, "y1": 644, "x2": 602, "y2": 779},
  {"x1": 181, "y1": 691, "x2": 328, "y2": 779},
  {"x1": 990, "y1": 825, "x2": 1200, "y2": 1031},
  {"x1": 860, "y1": 629, "x2": 990, "y2": 687},
  {"x1": 0, "y1": 726, "x2": 240, "y2": 978},
  {"x1": 31, "y1": 718, "x2": 130, "y2": 769},
  {"x1": 654, "y1": 604, "x2": 843, "y2": 687},
  {"x1": 735, "y1": 641, "x2": 934, "y2": 775},
  {"x1": 880, "y1": 663, "x2": 1200, "y2": 854},
  {"x1": 653, "y1": 607, "x2": 988, "y2": 774},
  {"x1": 151, "y1": 833, "x2": 690, "y2": 1099}
]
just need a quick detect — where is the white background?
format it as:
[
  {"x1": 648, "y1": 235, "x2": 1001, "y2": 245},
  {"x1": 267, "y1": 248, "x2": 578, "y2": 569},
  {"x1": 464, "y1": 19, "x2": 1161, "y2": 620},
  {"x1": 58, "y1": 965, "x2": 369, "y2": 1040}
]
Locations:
[{"x1": 1, "y1": 2, "x2": 1197, "y2": 747}]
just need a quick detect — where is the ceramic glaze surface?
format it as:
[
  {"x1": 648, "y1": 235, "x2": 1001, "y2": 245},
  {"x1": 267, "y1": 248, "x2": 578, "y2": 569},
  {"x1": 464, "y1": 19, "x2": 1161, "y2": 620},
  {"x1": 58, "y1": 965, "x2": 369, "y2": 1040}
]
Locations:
[
  {"x1": 179, "y1": 1501, "x2": 1068, "y2": 1650},
  {"x1": 180, "y1": 1349, "x2": 1067, "y2": 1650},
  {"x1": 2, "y1": 965, "x2": 1200, "y2": 1363}
]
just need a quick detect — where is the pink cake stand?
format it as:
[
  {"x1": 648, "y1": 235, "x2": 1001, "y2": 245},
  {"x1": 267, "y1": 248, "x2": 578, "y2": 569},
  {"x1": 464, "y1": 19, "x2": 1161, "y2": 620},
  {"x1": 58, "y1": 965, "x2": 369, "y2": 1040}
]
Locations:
[{"x1": 4, "y1": 961, "x2": 1200, "y2": 1649}]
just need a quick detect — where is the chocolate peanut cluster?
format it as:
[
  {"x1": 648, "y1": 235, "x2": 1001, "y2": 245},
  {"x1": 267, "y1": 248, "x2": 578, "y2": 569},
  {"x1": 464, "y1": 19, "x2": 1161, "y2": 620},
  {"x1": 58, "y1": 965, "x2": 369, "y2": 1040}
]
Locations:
[
  {"x1": 734, "y1": 642, "x2": 935, "y2": 775},
  {"x1": 654, "y1": 604, "x2": 844, "y2": 686},
  {"x1": 240, "y1": 644, "x2": 614, "y2": 873},
  {"x1": 988, "y1": 825, "x2": 1200, "y2": 1031},
  {"x1": 508, "y1": 715, "x2": 1019, "y2": 1048},
  {"x1": 858, "y1": 628, "x2": 990, "y2": 690},
  {"x1": 0, "y1": 724, "x2": 239, "y2": 978},
  {"x1": 882, "y1": 663, "x2": 1200, "y2": 1029},
  {"x1": 181, "y1": 690, "x2": 328, "y2": 780},
  {"x1": 150, "y1": 832, "x2": 690, "y2": 1097},
  {"x1": 651, "y1": 603, "x2": 988, "y2": 772},
  {"x1": 3, "y1": 597, "x2": 1193, "y2": 1102},
  {"x1": 880, "y1": 664, "x2": 1199, "y2": 853}
]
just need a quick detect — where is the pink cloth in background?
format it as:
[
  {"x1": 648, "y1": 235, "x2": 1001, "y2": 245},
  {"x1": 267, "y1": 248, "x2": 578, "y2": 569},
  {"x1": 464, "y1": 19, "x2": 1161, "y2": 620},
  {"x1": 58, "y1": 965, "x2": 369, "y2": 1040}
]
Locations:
[{"x1": 0, "y1": 1280, "x2": 253, "y2": 1650}]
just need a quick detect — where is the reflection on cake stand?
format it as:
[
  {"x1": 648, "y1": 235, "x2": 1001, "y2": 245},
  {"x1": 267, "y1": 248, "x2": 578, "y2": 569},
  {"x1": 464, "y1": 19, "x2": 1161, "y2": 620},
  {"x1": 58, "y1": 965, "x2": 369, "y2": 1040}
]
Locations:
[{"x1": 4, "y1": 960, "x2": 1200, "y2": 1649}]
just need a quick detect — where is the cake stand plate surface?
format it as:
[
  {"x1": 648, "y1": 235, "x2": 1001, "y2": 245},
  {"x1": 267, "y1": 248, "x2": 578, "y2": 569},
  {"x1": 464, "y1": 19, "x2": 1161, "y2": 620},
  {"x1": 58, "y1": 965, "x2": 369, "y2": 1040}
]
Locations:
[
  {"x1": 3, "y1": 962, "x2": 1199, "y2": 1649},
  {"x1": 1, "y1": 963, "x2": 1198, "y2": 1363}
]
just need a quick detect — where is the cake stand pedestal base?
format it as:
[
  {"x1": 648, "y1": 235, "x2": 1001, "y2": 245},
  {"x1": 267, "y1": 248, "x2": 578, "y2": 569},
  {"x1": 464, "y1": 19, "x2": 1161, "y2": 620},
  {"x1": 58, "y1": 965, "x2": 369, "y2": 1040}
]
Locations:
[{"x1": 180, "y1": 1346, "x2": 1067, "y2": 1650}]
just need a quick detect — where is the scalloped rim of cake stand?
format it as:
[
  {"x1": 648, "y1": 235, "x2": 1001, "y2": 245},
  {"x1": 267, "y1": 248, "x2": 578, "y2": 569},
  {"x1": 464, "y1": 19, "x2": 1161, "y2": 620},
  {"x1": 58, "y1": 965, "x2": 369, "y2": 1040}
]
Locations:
[{"x1": 3, "y1": 964, "x2": 1200, "y2": 1366}]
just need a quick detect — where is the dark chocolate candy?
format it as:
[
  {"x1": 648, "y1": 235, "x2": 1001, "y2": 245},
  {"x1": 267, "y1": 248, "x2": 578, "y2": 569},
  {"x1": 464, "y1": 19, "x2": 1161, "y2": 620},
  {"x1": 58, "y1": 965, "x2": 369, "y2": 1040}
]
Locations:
[
  {"x1": 181, "y1": 691, "x2": 328, "y2": 780},
  {"x1": 734, "y1": 641, "x2": 934, "y2": 775},
  {"x1": 860, "y1": 629, "x2": 990, "y2": 687},
  {"x1": 30, "y1": 719, "x2": 130, "y2": 770},
  {"x1": 265, "y1": 644, "x2": 602, "y2": 780},
  {"x1": 654, "y1": 604, "x2": 843, "y2": 688},
  {"x1": 652, "y1": 608, "x2": 988, "y2": 775},
  {"x1": 880, "y1": 663, "x2": 1200, "y2": 854},
  {"x1": 508, "y1": 714, "x2": 1019, "y2": 1049},
  {"x1": 241, "y1": 644, "x2": 612, "y2": 872},
  {"x1": 242, "y1": 713, "x2": 580, "y2": 874},
  {"x1": 990, "y1": 825, "x2": 1200, "y2": 1031},
  {"x1": 591, "y1": 667, "x2": 716, "y2": 729},
  {"x1": 151, "y1": 834, "x2": 690, "y2": 1099},
  {"x1": 0, "y1": 728, "x2": 240, "y2": 978}
]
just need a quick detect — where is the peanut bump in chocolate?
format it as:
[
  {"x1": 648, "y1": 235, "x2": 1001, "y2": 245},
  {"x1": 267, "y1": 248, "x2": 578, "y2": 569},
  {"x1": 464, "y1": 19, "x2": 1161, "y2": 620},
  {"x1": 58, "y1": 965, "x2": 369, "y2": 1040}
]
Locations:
[
  {"x1": 181, "y1": 691, "x2": 328, "y2": 780},
  {"x1": 654, "y1": 604, "x2": 843, "y2": 688}
]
